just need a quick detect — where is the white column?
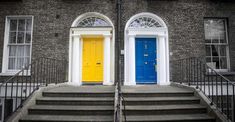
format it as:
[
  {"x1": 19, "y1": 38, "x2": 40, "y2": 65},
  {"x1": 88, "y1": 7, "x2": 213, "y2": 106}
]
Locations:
[
  {"x1": 68, "y1": 30, "x2": 72, "y2": 83},
  {"x1": 125, "y1": 35, "x2": 136, "y2": 85},
  {"x1": 158, "y1": 36, "x2": 170, "y2": 85},
  {"x1": 69, "y1": 35, "x2": 82, "y2": 86},
  {"x1": 124, "y1": 36, "x2": 129, "y2": 84},
  {"x1": 103, "y1": 35, "x2": 113, "y2": 85}
]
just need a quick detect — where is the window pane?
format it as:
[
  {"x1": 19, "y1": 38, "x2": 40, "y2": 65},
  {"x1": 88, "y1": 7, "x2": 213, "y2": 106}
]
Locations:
[
  {"x1": 18, "y1": 19, "x2": 25, "y2": 31},
  {"x1": 25, "y1": 31, "x2": 31, "y2": 43},
  {"x1": 211, "y1": 45, "x2": 219, "y2": 57},
  {"x1": 9, "y1": 32, "x2": 16, "y2": 43},
  {"x1": 17, "y1": 32, "x2": 24, "y2": 43},
  {"x1": 16, "y1": 46, "x2": 24, "y2": 57},
  {"x1": 24, "y1": 57, "x2": 30, "y2": 66},
  {"x1": 9, "y1": 46, "x2": 16, "y2": 56},
  {"x1": 10, "y1": 19, "x2": 17, "y2": 31},
  {"x1": 212, "y1": 57, "x2": 220, "y2": 69},
  {"x1": 206, "y1": 57, "x2": 216, "y2": 69},
  {"x1": 26, "y1": 19, "x2": 32, "y2": 32},
  {"x1": 220, "y1": 57, "x2": 227, "y2": 69},
  {"x1": 220, "y1": 45, "x2": 227, "y2": 56},
  {"x1": 206, "y1": 57, "x2": 211, "y2": 63},
  {"x1": 205, "y1": 39, "x2": 211, "y2": 43},
  {"x1": 8, "y1": 58, "x2": 15, "y2": 69},
  {"x1": 220, "y1": 30, "x2": 227, "y2": 43},
  {"x1": 204, "y1": 19, "x2": 226, "y2": 43},
  {"x1": 24, "y1": 45, "x2": 30, "y2": 57},
  {"x1": 212, "y1": 39, "x2": 219, "y2": 43},
  {"x1": 205, "y1": 45, "x2": 211, "y2": 56},
  {"x1": 16, "y1": 57, "x2": 24, "y2": 69}
]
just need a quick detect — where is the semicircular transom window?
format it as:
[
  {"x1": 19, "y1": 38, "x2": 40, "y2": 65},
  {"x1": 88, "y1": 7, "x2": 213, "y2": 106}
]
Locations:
[
  {"x1": 77, "y1": 17, "x2": 110, "y2": 27},
  {"x1": 129, "y1": 16, "x2": 163, "y2": 28}
]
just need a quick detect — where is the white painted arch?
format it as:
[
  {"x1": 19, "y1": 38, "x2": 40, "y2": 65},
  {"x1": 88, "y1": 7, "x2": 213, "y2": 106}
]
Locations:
[
  {"x1": 124, "y1": 12, "x2": 170, "y2": 85},
  {"x1": 68, "y1": 12, "x2": 115, "y2": 86}
]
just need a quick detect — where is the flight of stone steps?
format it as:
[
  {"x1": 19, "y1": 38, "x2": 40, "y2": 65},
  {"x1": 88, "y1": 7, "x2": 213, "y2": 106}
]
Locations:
[
  {"x1": 121, "y1": 85, "x2": 216, "y2": 122},
  {"x1": 19, "y1": 86, "x2": 115, "y2": 122}
]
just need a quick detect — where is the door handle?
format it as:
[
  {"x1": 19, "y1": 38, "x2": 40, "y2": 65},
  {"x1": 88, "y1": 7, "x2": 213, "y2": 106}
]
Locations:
[
  {"x1": 155, "y1": 64, "x2": 157, "y2": 72},
  {"x1": 96, "y1": 63, "x2": 101, "y2": 65}
]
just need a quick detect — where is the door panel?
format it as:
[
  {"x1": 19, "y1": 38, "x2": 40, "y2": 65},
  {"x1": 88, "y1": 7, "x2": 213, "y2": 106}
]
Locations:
[
  {"x1": 135, "y1": 38, "x2": 157, "y2": 84},
  {"x1": 82, "y1": 37, "x2": 103, "y2": 82}
]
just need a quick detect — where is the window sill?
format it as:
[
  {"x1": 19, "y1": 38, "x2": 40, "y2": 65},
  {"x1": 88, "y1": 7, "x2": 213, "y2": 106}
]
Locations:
[
  {"x1": 206, "y1": 71, "x2": 235, "y2": 76},
  {"x1": 0, "y1": 71, "x2": 31, "y2": 76}
]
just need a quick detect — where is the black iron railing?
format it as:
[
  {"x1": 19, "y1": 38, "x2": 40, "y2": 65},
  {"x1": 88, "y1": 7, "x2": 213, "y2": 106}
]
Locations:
[
  {"x1": 172, "y1": 57, "x2": 235, "y2": 122},
  {"x1": 114, "y1": 80, "x2": 126, "y2": 122},
  {"x1": 114, "y1": 81, "x2": 120, "y2": 122},
  {"x1": 0, "y1": 57, "x2": 67, "y2": 122}
]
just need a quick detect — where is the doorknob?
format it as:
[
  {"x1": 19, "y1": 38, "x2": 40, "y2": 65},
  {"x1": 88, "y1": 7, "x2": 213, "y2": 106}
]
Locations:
[{"x1": 155, "y1": 64, "x2": 157, "y2": 72}]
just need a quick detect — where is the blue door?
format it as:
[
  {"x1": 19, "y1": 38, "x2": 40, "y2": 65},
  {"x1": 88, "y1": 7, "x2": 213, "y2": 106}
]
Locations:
[{"x1": 135, "y1": 38, "x2": 157, "y2": 84}]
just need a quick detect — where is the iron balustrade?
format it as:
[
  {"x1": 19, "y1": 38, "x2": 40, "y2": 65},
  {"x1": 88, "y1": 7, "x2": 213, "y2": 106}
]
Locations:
[
  {"x1": 172, "y1": 57, "x2": 235, "y2": 122},
  {"x1": 0, "y1": 57, "x2": 67, "y2": 122},
  {"x1": 114, "y1": 80, "x2": 127, "y2": 122},
  {"x1": 114, "y1": 81, "x2": 120, "y2": 122}
]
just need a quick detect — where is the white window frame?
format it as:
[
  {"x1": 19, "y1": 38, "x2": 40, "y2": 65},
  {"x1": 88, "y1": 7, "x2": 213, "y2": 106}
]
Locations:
[
  {"x1": 1, "y1": 15, "x2": 33, "y2": 76},
  {"x1": 204, "y1": 18, "x2": 230, "y2": 72}
]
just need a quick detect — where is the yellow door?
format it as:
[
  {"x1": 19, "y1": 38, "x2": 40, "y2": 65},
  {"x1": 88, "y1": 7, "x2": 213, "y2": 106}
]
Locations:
[{"x1": 82, "y1": 37, "x2": 103, "y2": 83}]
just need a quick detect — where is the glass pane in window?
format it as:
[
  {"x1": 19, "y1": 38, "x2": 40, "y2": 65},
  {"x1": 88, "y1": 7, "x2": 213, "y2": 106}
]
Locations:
[
  {"x1": 24, "y1": 45, "x2": 30, "y2": 57},
  {"x1": 206, "y1": 57, "x2": 211, "y2": 63},
  {"x1": 18, "y1": 19, "x2": 25, "y2": 31},
  {"x1": 9, "y1": 32, "x2": 16, "y2": 43},
  {"x1": 10, "y1": 19, "x2": 17, "y2": 31},
  {"x1": 204, "y1": 19, "x2": 226, "y2": 43},
  {"x1": 25, "y1": 31, "x2": 31, "y2": 43},
  {"x1": 26, "y1": 19, "x2": 32, "y2": 32},
  {"x1": 205, "y1": 39, "x2": 211, "y2": 43},
  {"x1": 212, "y1": 39, "x2": 219, "y2": 43},
  {"x1": 205, "y1": 45, "x2": 211, "y2": 56},
  {"x1": 9, "y1": 46, "x2": 16, "y2": 56},
  {"x1": 211, "y1": 45, "x2": 219, "y2": 57},
  {"x1": 220, "y1": 31, "x2": 227, "y2": 43},
  {"x1": 24, "y1": 57, "x2": 30, "y2": 66},
  {"x1": 212, "y1": 57, "x2": 220, "y2": 69},
  {"x1": 16, "y1": 46, "x2": 24, "y2": 57},
  {"x1": 16, "y1": 57, "x2": 24, "y2": 69},
  {"x1": 220, "y1": 45, "x2": 227, "y2": 56},
  {"x1": 206, "y1": 57, "x2": 216, "y2": 69},
  {"x1": 220, "y1": 57, "x2": 227, "y2": 69},
  {"x1": 17, "y1": 32, "x2": 24, "y2": 43},
  {"x1": 8, "y1": 58, "x2": 15, "y2": 69}
]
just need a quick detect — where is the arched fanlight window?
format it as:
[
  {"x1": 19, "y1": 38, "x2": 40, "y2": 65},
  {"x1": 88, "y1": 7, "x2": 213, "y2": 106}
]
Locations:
[
  {"x1": 77, "y1": 17, "x2": 110, "y2": 27},
  {"x1": 128, "y1": 16, "x2": 163, "y2": 28}
]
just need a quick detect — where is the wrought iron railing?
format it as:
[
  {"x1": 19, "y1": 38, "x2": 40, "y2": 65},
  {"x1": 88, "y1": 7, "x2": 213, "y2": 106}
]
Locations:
[
  {"x1": 172, "y1": 57, "x2": 235, "y2": 122},
  {"x1": 114, "y1": 80, "x2": 126, "y2": 122},
  {"x1": 114, "y1": 81, "x2": 120, "y2": 122},
  {"x1": 0, "y1": 57, "x2": 67, "y2": 122}
]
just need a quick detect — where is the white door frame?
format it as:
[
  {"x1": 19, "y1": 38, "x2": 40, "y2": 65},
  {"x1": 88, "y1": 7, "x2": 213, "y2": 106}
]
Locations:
[
  {"x1": 68, "y1": 12, "x2": 115, "y2": 86},
  {"x1": 124, "y1": 13, "x2": 170, "y2": 85}
]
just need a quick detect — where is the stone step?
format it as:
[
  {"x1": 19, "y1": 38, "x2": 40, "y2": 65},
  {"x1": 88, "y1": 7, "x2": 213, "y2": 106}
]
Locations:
[
  {"x1": 19, "y1": 115, "x2": 113, "y2": 122},
  {"x1": 36, "y1": 97, "x2": 114, "y2": 105},
  {"x1": 122, "y1": 91, "x2": 194, "y2": 97},
  {"x1": 123, "y1": 104, "x2": 207, "y2": 115},
  {"x1": 28, "y1": 105, "x2": 114, "y2": 115},
  {"x1": 123, "y1": 96, "x2": 200, "y2": 105},
  {"x1": 42, "y1": 91, "x2": 114, "y2": 97},
  {"x1": 125, "y1": 114, "x2": 215, "y2": 122}
]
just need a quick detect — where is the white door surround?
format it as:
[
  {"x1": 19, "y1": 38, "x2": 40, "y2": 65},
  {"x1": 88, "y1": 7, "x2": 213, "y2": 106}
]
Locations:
[
  {"x1": 124, "y1": 12, "x2": 170, "y2": 85},
  {"x1": 68, "y1": 12, "x2": 115, "y2": 86}
]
